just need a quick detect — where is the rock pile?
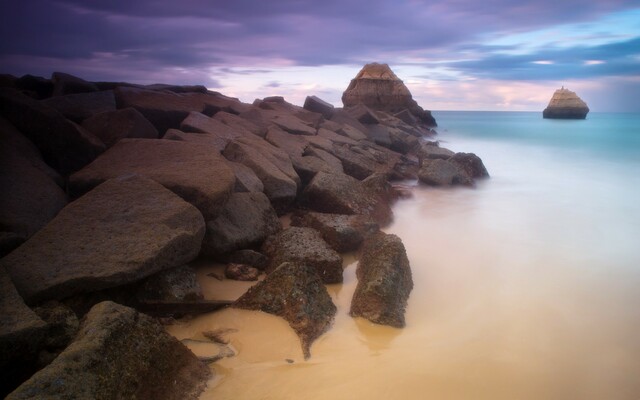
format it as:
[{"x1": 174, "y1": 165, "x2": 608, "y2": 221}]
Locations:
[
  {"x1": 0, "y1": 66, "x2": 489, "y2": 397},
  {"x1": 543, "y1": 87, "x2": 589, "y2": 119}
]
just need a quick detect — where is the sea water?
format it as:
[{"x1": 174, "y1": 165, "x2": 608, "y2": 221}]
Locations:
[{"x1": 167, "y1": 112, "x2": 640, "y2": 400}]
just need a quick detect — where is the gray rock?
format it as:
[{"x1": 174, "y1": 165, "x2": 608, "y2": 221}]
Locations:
[
  {"x1": 69, "y1": 138, "x2": 235, "y2": 220},
  {"x1": 7, "y1": 301, "x2": 211, "y2": 400},
  {"x1": 227, "y1": 161, "x2": 264, "y2": 192},
  {"x1": 41, "y1": 90, "x2": 116, "y2": 123},
  {"x1": 0, "y1": 88, "x2": 106, "y2": 175},
  {"x1": 345, "y1": 104, "x2": 380, "y2": 124},
  {"x1": 303, "y1": 95, "x2": 335, "y2": 119},
  {"x1": 0, "y1": 268, "x2": 48, "y2": 397},
  {"x1": 448, "y1": 152, "x2": 490, "y2": 179},
  {"x1": 394, "y1": 109, "x2": 418, "y2": 125},
  {"x1": 2, "y1": 175, "x2": 205, "y2": 304},
  {"x1": 330, "y1": 109, "x2": 370, "y2": 136},
  {"x1": 418, "y1": 158, "x2": 472, "y2": 186},
  {"x1": 291, "y1": 155, "x2": 341, "y2": 186},
  {"x1": 32, "y1": 301, "x2": 79, "y2": 349},
  {"x1": 304, "y1": 146, "x2": 344, "y2": 173},
  {"x1": 81, "y1": 107, "x2": 158, "y2": 148},
  {"x1": 350, "y1": 232, "x2": 413, "y2": 327},
  {"x1": 417, "y1": 142, "x2": 455, "y2": 164},
  {"x1": 51, "y1": 72, "x2": 98, "y2": 96},
  {"x1": 291, "y1": 211, "x2": 378, "y2": 253},
  {"x1": 236, "y1": 135, "x2": 300, "y2": 186},
  {"x1": 262, "y1": 227, "x2": 343, "y2": 284},
  {"x1": 137, "y1": 265, "x2": 203, "y2": 302},
  {"x1": 202, "y1": 192, "x2": 281, "y2": 256},
  {"x1": 234, "y1": 262, "x2": 336, "y2": 359}
]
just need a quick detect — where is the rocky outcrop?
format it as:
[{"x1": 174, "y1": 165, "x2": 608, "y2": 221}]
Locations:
[
  {"x1": 81, "y1": 107, "x2": 159, "y2": 148},
  {"x1": 291, "y1": 211, "x2": 378, "y2": 253},
  {"x1": 350, "y1": 232, "x2": 413, "y2": 327},
  {"x1": 69, "y1": 139, "x2": 235, "y2": 220},
  {"x1": 7, "y1": 301, "x2": 211, "y2": 400},
  {"x1": 342, "y1": 63, "x2": 436, "y2": 127},
  {"x1": 262, "y1": 227, "x2": 343, "y2": 284},
  {"x1": 234, "y1": 262, "x2": 336, "y2": 359},
  {"x1": 1, "y1": 175, "x2": 205, "y2": 304},
  {"x1": 41, "y1": 90, "x2": 116, "y2": 123},
  {"x1": 201, "y1": 192, "x2": 281, "y2": 256},
  {"x1": 543, "y1": 87, "x2": 589, "y2": 119}
]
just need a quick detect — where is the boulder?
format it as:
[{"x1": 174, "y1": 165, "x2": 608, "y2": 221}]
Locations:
[
  {"x1": 236, "y1": 135, "x2": 300, "y2": 186},
  {"x1": 201, "y1": 192, "x2": 281, "y2": 256},
  {"x1": 262, "y1": 227, "x2": 343, "y2": 284},
  {"x1": 304, "y1": 146, "x2": 344, "y2": 172},
  {"x1": 41, "y1": 90, "x2": 116, "y2": 123},
  {"x1": 317, "y1": 127, "x2": 357, "y2": 145},
  {"x1": 417, "y1": 142, "x2": 455, "y2": 164},
  {"x1": 291, "y1": 155, "x2": 342, "y2": 186},
  {"x1": 342, "y1": 63, "x2": 437, "y2": 127},
  {"x1": 136, "y1": 265, "x2": 203, "y2": 303},
  {"x1": 6, "y1": 301, "x2": 211, "y2": 400},
  {"x1": 345, "y1": 104, "x2": 380, "y2": 125},
  {"x1": 265, "y1": 126, "x2": 309, "y2": 157},
  {"x1": 271, "y1": 114, "x2": 317, "y2": 136},
  {"x1": 164, "y1": 129, "x2": 229, "y2": 153},
  {"x1": 394, "y1": 109, "x2": 418, "y2": 125},
  {"x1": 448, "y1": 152, "x2": 490, "y2": 179},
  {"x1": 417, "y1": 158, "x2": 472, "y2": 186},
  {"x1": 350, "y1": 232, "x2": 413, "y2": 327},
  {"x1": 214, "y1": 111, "x2": 266, "y2": 138},
  {"x1": 223, "y1": 140, "x2": 297, "y2": 214},
  {"x1": 290, "y1": 211, "x2": 378, "y2": 253},
  {"x1": 51, "y1": 72, "x2": 99, "y2": 96},
  {"x1": 543, "y1": 87, "x2": 589, "y2": 119},
  {"x1": 0, "y1": 121, "x2": 68, "y2": 244},
  {"x1": 180, "y1": 111, "x2": 237, "y2": 137},
  {"x1": 202, "y1": 93, "x2": 252, "y2": 115},
  {"x1": 234, "y1": 262, "x2": 336, "y2": 359},
  {"x1": 81, "y1": 107, "x2": 158, "y2": 148},
  {"x1": 330, "y1": 109, "x2": 370, "y2": 136},
  {"x1": 303, "y1": 95, "x2": 335, "y2": 119},
  {"x1": 15, "y1": 75, "x2": 53, "y2": 99},
  {"x1": 69, "y1": 139, "x2": 235, "y2": 220},
  {"x1": 32, "y1": 301, "x2": 79, "y2": 350},
  {"x1": 225, "y1": 263, "x2": 260, "y2": 281},
  {"x1": 0, "y1": 88, "x2": 106, "y2": 175},
  {"x1": 298, "y1": 171, "x2": 392, "y2": 224},
  {"x1": 218, "y1": 249, "x2": 268, "y2": 270},
  {"x1": 0, "y1": 268, "x2": 48, "y2": 397},
  {"x1": 328, "y1": 144, "x2": 379, "y2": 180},
  {"x1": 227, "y1": 161, "x2": 264, "y2": 192},
  {"x1": 1, "y1": 175, "x2": 205, "y2": 304}
]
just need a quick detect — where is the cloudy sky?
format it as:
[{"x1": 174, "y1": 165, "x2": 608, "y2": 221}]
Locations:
[{"x1": 1, "y1": 0, "x2": 639, "y2": 111}]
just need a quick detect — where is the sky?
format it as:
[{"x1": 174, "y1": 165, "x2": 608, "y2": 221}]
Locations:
[{"x1": 1, "y1": 0, "x2": 639, "y2": 112}]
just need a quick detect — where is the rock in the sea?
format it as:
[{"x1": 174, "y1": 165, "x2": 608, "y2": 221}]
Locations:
[
  {"x1": 448, "y1": 152, "x2": 489, "y2": 179},
  {"x1": 417, "y1": 158, "x2": 473, "y2": 186},
  {"x1": 543, "y1": 87, "x2": 589, "y2": 119},
  {"x1": 234, "y1": 262, "x2": 336, "y2": 359},
  {"x1": 262, "y1": 227, "x2": 343, "y2": 284},
  {"x1": 1, "y1": 175, "x2": 205, "y2": 304},
  {"x1": 225, "y1": 263, "x2": 261, "y2": 281},
  {"x1": 81, "y1": 107, "x2": 159, "y2": 148},
  {"x1": 350, "y1": 232, "x2": 413, "y2": 327},
  {"x1": 342, "y1": 63, "x2": 436, "y2": 127},
  {"x1": 291, "y1": 211, "x2": 378, "y2": 253},
  {"x1": 417, "y1": 142, "x2": 455, "y2": 164},
  {"x1": 201, "y1": 192, "x2": 281, "y2": 256},
  {"x1": 69, "y1": 138, "x2": 235, "y2": 220},
  {"x1": 0, "y1": 268, "x2": 48, "y2": 397},
  {"x1": 6, "y1": 301, "x2": 211, "y2": 400}
]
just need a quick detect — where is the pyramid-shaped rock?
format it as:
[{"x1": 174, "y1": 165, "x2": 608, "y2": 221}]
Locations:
[
  {"x1": 342, "y1": 63, "x2": 436, "y2": 126},
  {"x1": 543, "y1": 87, "x2": 589, "y2": 119}
]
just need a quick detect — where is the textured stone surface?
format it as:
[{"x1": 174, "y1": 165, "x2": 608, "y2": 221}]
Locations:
[
  {"x1": 262, "y1": 227, "x2": 343, "y2": 284},
  {"x1": 227, "y1": 161, "x2": 264, "y2": 192},
  {"x1": 350, "y1": 232, "x2": 413, "y2": 327},
  {"x1": 234, "y1": 262, "x2": 336, "y2": 359},
  {"x1": 201, "y1": 192, "x2": 281, "y2": 256},
  {"x1": 82, "y1": 107, "x2": 158, "y2": 148},
  {"x1": 2, "y1": 175, "x2": 205, "y2": 304},
  {"x1": 218, "y1": 249, "x2": 268, "y2": 270},
  {"x1": 303, "y1": 95, "x2": 335, "y2": 119},
  {"x1": 418, "y1": 158, "x2": 472, "y2": 186},
  {"x1": 271, "y1": 114, "x2": 317, "y2": 136},
  {"x1": 225, "y1": 263, "x2": 260, "y2": 281},
  {"x1": 448, "y1": 152, "x2": 490, "y2": 179},
  {"x1": 41, "y1": 90, "x2": 116, "y2": 123},
  {"x1": 265, "y1": 126, "x2": 309, "y2": 157},
  {"x1": 417, "y1": 142, "x2": 455, "y2": 164},
  {"x1": 7, "y1": 301, "x2": 211, "y2": 400},
  {"x1": 291, "y1": 155, "x2": 341, "y2": 186},
  {"x1": 136, "y1": 266, "x2": 203, "y2": 302},
  {"x1": 214, "y1": 111, "x2": 266, "y2": 138},
  {"x1": 164, "y1": 129, "x2": 229, "y2": 153},
  {"x1": 51, "y1": 72, "x2": 98, "y2": 96},
  {"x1": 543, "y1": 87, "x2": 589, "y2": 119},
  {"x1": 291, "y1": 211, "x2": 378, "y2": 253},
  {"x1": 69, "y1": 138, "x2": 235, "y2": 220}
]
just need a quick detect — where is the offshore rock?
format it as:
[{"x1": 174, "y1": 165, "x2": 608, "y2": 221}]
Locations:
[
  {"x1": 350, "y1": 232, "x2": 413, "y2": 327},
  {"x1": 7, "y1": 301, "x2": 211, "y2": 400},
  {"x1": 543, "y1": 87, "x2": 589, "y2": 119},
  {"x1": 342, "y1": 63, "x2": 436, "y2": 127},
  {"x1": 234, "y1": 262, "x2": 336, "y2": 359}
]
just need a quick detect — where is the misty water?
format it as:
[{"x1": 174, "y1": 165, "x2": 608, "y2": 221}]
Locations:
[{"x1": 168, "y1": 112, "x2": 640, "y2": 399}]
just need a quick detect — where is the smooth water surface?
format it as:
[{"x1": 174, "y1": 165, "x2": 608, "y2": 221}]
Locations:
[{"x1": 168, "y1": 112, "x2": 640, "y2": 400}]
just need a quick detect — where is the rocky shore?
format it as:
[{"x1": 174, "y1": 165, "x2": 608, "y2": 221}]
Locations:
[{"x1": 0, "y1": 63, "x2": 487, "y2": 398}]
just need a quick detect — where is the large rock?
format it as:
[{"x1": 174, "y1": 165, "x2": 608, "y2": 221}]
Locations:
[
  {"x1": 303, "y1": 95, "x2": 335, "y2": 119},
  {"x1": 0, "y1": 268, "x2": 48, "y2": 397},
  {"x1": 1, "y1": 175, "x2": 205, "y2": 304},
  {"x1": 0, "y1": 88, "x2": 106, "y2": 175},
  {"x1": 342, "y1": 63, "x2": 436, "y2": 126},
  {"x1": 298, "y1": 171, "x2": 392, "y2": 224},
  {"x1": 543, "y1": 87, "x2": 589, "y2": 119},
  {"x1": 223, "y1": 140, "x2": 297, "y2": 214},
  {"x1": 201, "y1": 192, "x2": 281, "y2": 256},
  {"x1": 164, "y1": 129, "x2": 229, "y2": 153},
  {"x1": 227, "y1": 161, "x2": 264, "y2": 192},
  {"x1": 69, "y1": 139, "x2": 235, "y2": 220},
  {"x1": 213, "y1": 110, "x2": 266, "y2": 138},
  {"x1": 82, "y1": 107, "x2": 158, "y2": 148},
  {"x1": 417, "y1": 158, "x2": 472, "y2": 186},
  {"x1": 271, "y1": 114, "x2": 317, "y2": 136},
  {"x1": 136, "y1": 266, "x2": 203, "y2": 302},
  {"x1": 291, "y1": 211, "x2": 378, "y2": 253},
  {"x1": 51, "y1": 72, "x2": 99, "y2": 96},
  {"x1": 180, "y1": 111, "x2": 237, "y2": 137},
  {"x1": 41, "y1": 90, "x2": 116, "y2": 123},
  {"x1": 417, "y1": 142, "x2": 455, "y2": 164},
  {"x1": 233, "y1": 262, "x2": 336, "y2": 359},
  {"x1": 291, "y1": 155, "x2": 341, "y2": 186},
  {"x1": 448, "y1": 152, "x2": 489, "y2": 179},
  {"x1": 265, "y1": 126, "x2": 309, "y2": 157},
  {"x1": 262, "y1": 227, "x2": 343, "y2": 284},
  {"x1": 350, "y1": 232, "x2": 413, "y2": 327},
  {"x1": 7, "y1": 301, "x2": 211, "y2": 400}
]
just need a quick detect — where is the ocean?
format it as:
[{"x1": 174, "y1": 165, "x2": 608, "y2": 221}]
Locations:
[{"x1": 168, "y1": 111, "x2": 640, "y2": 400}]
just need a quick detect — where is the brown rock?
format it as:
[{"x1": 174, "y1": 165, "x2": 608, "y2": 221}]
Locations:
[
  {"x1": 214, "y1": 111, "x2": 266, "y2": 138},
  {"x1": 136, "y1": 266, "x2": 203, "y2": 302},
  {"x1": 227, "y1": 161, "x2": 264, "y2": 192},
  {"x1": 291, "y1": 211, "x2": 378, "y2": 253},
  {"x1": 164, "y1": 129, "x2": 229, "y2": 153},
  {"x1": 265, "y1": 126, "x2": 309, "y2": 157},
  {"x1": 82, "y1": 107, "x2": 158, "y2": 148},
  {"x1": 543, "y1": 87, "x2": 589, "y2": 119},
  {"x1": 218, "y1": 249, "x2": 268, "y2": 270},
  {"x1": 1, "y1": 175, "x2": 205, "y2": 304},
  {"x1": 41, "y1": 90, "x2": 116, "y2": 123},
  {"x1": 303, "y1": 95, "x2": 335, "y2": 119},
  {"x1": 234, "y1": 262, "x2": 336, "y2": 359},
  {"x1": 271, "y1": 114, "x2": 317, "y2": 136},
  {"x1": 225, "y1": 263, "x2": 260, "y2": 281},
  {"x1": 417, "y1": 158, "x2": 472, "y2": 186},
  {"x1": 448, "y1": 152, "x2": 489, "y2": 179},
  {"x1": 51, "y1": 72, "x2": 98, "y2": 96}
]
